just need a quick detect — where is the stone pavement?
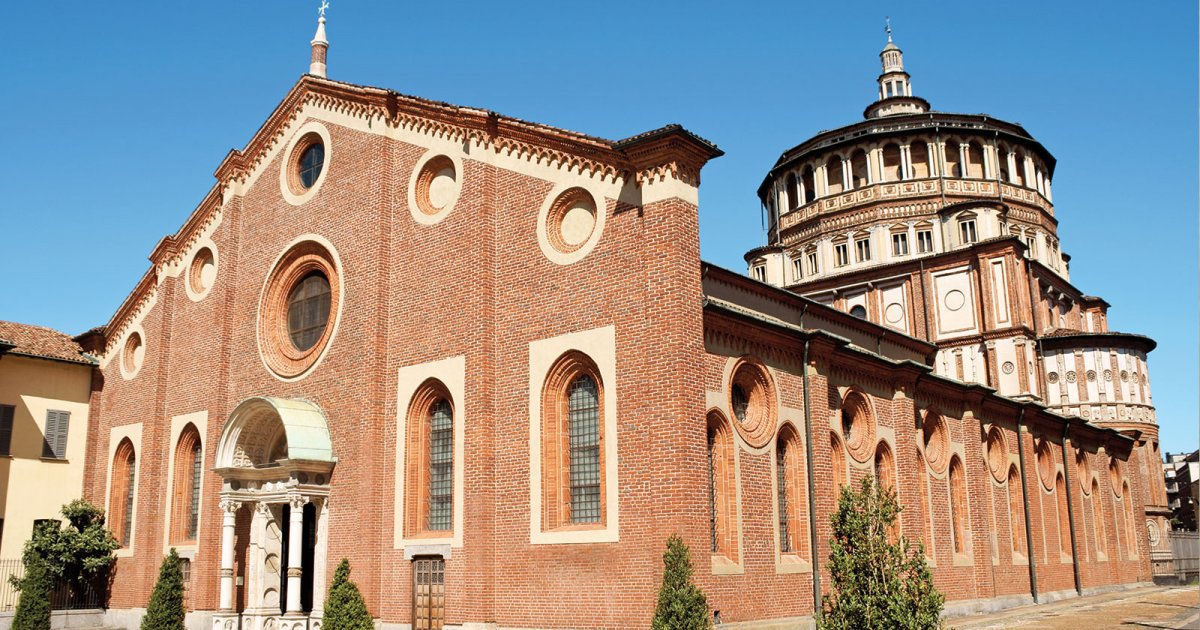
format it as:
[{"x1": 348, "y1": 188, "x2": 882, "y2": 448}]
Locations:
[{"x1": 951, "y1": 585, "x2": 1199, "y2": 629}]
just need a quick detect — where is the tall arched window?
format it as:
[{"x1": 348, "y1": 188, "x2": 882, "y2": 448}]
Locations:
[
  {"x1": 801, "y1": 166, "x2": 816, "y2": 203},
  {"x1": 948, "y1": 455, "x2": 967, "y2": 555},
  {"x1": 776, "y1": 424, "x2": 806, "y2": 558},
  {"x1": 541, "y1": 353, "x2": 606, "y2": 530},
  {"x1": 943, "y1": 140, "x2": 961, "y2": 177},
  {"x1": 707, "y1": 411, "x2": 737, "y2": 560},
  {"x1": 910, "y1": 143, "x2": 929, "y2": 179},
  {"x1": 1055, "y1": 473, "x2": 1071, "y2": 557},
  {"x1": 171, "y1": 425, "x2": 202, "y2": 544},
  {"x1": 1092, "y1": 478, "x2": 1107, "y2": 557},
  {"x1": 1012, "y1": 152, "x2": 1026, "y2": 186},
  {"x1": 111, "y1": 439, "x2": 137, "y2": 548},
  {"x1": 851, "y1": 150, "x2": 869, "y2": 188},
  {"x1": 874, "y1": 441, "x2": 898, "y2": 541},
  {"x1": 1008, "y1": 465, "x2": 1025, "y2": 555},
  {"x1": 826, "y1": 157, "x2": 845, "y2": 195},
  {"x1": 405, "y1": 379, "x2": 456, "y2": 536},
  {"x1": 882, "y1": 144, "x2": 903, "y2": 181},
  {"x1": 830, "y1": 432, "x2": 847, "y2": 491},
  {"x1": 966, "y1": 142, "x2": 986, "y2": 178},
  {"x1": 1121, "y1": 481, "x2": 1136, "y2": 558},
  {"x1": 786, "y1": 173, "x2": 800, "y2": 210}
]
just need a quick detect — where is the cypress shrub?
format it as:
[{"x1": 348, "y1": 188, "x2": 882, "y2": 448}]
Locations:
[
  {"x1": 651, "y1": 534, "x2": 711, "y2": 630},
  {"x1": 141, "y1": 548, "x2": 185, "y2": 630},
  {"x1": 820, "y1": 477, "x2": 944, "y2": 630},
  {"x1": 12, "y1": 556, "x2": 53, "y2": 630},
  {"x1": 323, "y1": 559, "x2": 372, "y2": 630}
]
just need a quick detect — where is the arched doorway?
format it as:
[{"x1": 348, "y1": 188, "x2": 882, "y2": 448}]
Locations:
[{"x1": 212, "y1": 397, "x2": 336, "y2": 630}]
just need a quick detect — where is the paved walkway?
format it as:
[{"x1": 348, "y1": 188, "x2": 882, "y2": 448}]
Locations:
[{"x1": 951, "y1": 585, "x2": 1199, "y2": 629}]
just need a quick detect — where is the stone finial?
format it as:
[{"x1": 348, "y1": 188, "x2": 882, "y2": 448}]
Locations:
[{"x1": 310, "y1": 2, "x2": 329, "y2": 78}]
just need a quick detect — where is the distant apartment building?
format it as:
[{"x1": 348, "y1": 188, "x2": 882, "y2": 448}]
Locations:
[
  {"x1": 0, "y1": 321, "x2": 96, "y2": 558},
  {"x1": 1164, "y1": 450, "x2": 1198, "y2": 531}
]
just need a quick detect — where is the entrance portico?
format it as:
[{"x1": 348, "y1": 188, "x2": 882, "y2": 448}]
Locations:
[{"x1": 212, "y1": 397, "x2": 336, "y2": 630}]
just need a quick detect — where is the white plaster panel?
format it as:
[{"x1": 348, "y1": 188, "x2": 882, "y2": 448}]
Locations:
[
  {"x1": 106, "y1": 423, "x2": 143, "y2": 558},
  {"x1": 1084, "y1": 351, "x2": 1099, "y2": 402},
  {"x1": 162, "y1": 411, "x2": 208, "y2": 555},
  {"x1": 880, "y1": 282, "x2": 909, "y2": 333},
  {"x1": 989, "y1": 259, "x2": 1009, "y2": 325},
  {"x1": 528, "y1": 326, "x2": 619, "y2": 545},
  {"x1": 393, "y1": 355, "x2": 467, "y2": 550},
  {"x1": 996, "y1": 339, "x2": 1018, "y2": 395},
  {"x1": 1065, "y1": 354, "x2": 1079, "y2": 405},
  {"x1": 932, "y1": 267, "x2": 977, "y2": 338},
  {"x1": 844, "y1": 290, "x2": 869, "y2": 317}
]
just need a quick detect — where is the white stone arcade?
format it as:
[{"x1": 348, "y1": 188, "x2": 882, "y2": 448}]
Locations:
[{"x1": 212, "y1": 397, "x2": 336, "y2": 630}]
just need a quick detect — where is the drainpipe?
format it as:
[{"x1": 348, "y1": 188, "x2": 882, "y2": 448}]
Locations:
[
  {"x1": 1015, "y1": 407, "x2": 1039, "y2": 602},
  {"x1": 801, "y1": 335, "x2": 821, "y2": 619},
  {"x1": 1060, "y1": 423, "x2": 1083, "y2": 595}
]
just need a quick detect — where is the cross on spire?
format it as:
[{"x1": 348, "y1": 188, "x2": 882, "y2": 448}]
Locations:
[
  {"x1": 885, "y1": 16, "x2": 892, "y2": 42},
  {"x1": 319, "y1": 1, "x2": 329, "y2": 18}
]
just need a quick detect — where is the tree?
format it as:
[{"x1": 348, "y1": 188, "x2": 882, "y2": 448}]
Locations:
[
  {"x1": 651, "y1": 534, "x2": 711, "y2": 630},
  {"x1": 820, "y1": 477, "x2": 944, "y2": 630},
  {"x1": 11, "y1": 556, "x2": 52, "y2": 630},
  {"x1": 141, "y1": 549, "x2": 185, "y2": 630},
  {"x1": 323, "y1": 559, "x2": 372, "y2": 630},
  {"x1": 20, "y1": 500, "x2": 119, "y2": 584}
]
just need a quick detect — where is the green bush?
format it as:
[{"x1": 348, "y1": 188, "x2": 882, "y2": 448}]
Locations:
[
  {"x1": 323, "y1": 559, "x2": 372, "y2": 630},
  {"x1": 141, "y1": 549, "x2": 185, "y2": 630},
  {"x1": 651, "y1": 534, "x2": 711, "y2": 630},
  {"x1": 11, "y1": 555, "x2": 52, "y2": 630},
  {"x1": 20, "y1": 500, "x2": 118, "y2": 584},
  {"x1": 820, "y1": 477, "x2": 944, "y2": 630}
]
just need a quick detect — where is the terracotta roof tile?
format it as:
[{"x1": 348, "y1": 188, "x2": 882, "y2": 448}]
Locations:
[{"x1": 0, "y1": 321, "x2": 95, "y2": 365}]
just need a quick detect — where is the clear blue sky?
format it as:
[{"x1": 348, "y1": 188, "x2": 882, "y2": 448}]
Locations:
[{"x1": 1, "y1": 2, "x2": 1195, "y2": 453}]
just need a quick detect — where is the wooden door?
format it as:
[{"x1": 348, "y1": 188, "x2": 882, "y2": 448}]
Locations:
[{"x1": 412, "y1": 557, "x2": 445, "y2": 630}]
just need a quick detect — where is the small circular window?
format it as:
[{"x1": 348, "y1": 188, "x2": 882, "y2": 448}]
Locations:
[
  {"x1": 849, "y1": 305, "x2": 867, "y2": 319},
  {"x1": 922, "y1": 411, "x2": 949, "y2": 473},
  {"x1": 259, "y1": 238, "x2": 341, "y2": 379},
  {"x1": 121, "y1": 332, "x2": 144, "y2": 378},
  {"x1": 537, "y1": 186, "x2": 606, "y2": 265},
  {"x1": 726, "y1": 357, "x2": 776, "y2": 449},
  {"x1": 415, "y1": 155, "x2": 459, "y2": 216},
  {"x1": 841, "y1": 390, "x2": 876, "y2": 463},
  {"x1": 286, "y1": 272, "x2": 331, "y2": 351},
  {"x1": 188, "y1": 246, "x2": 217, "y2": 298},
  {"x1": 298, "y1": 142, "x2": 324, "y2": 190}
]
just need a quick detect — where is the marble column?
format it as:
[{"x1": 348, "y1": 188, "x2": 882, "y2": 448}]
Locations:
[
  {"x1": 218, "y1": 499, "x2": 240, "y2": 611},
  {"x1": 285, "y1": 496, "x2": 308, "y2": 615}
]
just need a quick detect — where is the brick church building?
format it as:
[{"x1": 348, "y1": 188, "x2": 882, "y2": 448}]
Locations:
[{"x1": 77, "y1": 14, "x2": 1166, "y2": 630}]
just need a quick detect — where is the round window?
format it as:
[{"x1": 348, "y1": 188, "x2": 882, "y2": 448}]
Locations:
[
  {"x1": 298, "y1": 142, "x2": 324, "y2": 190},
  {"x1": 414, "y1": 155, "x2": 459, "y2": 217},
  {"x1": 986, "y1": 427, "x2": 1007, "y2": 483},
  {"x1": 922, "y1": 411, "x2": 949, "y2": 473},
  {"x1": 258, "y1": 239, "x2": 341, "y2": 379},
  {"x1": 122, "y1": 332, "x2": 144, "y2": 377},
  {"x1": 286, "y1": 272, "x2": 331, "y2": 351},
  {"x1": 841, "y1": 390, "x2": 876, "y2": 463},
  {"x1": 849, "y1": 305, "x2": 867, "y2": 319},
  {"x1": 726, "y1": 357, "x2": 776, "y2": 449},
  {"x1": 1036, "y1": 440, "x2": 1055, "y2": 491},
  {"x1": 188, "y1": 247, "x2": 217, "y2": 296}
]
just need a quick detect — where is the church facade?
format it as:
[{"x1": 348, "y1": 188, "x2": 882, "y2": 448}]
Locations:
[{"x1": 79, "y1": 18, "x2": 1160, "y2": 630}]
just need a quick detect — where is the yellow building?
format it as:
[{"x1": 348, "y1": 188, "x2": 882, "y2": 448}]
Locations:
[{"x1": 0, "y1": 321, "x2": 96, "y2": 559}]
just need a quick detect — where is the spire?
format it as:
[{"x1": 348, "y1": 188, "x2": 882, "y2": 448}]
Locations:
[
  {"x1": 309, "y1": 1, "x2": 329, "y2": 78},
  {"x1": 864, "y1": 18, "x2": 930, "y2": 119}
]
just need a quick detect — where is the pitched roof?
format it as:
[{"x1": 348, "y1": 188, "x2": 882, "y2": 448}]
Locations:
[{"x1": 0, "y1": 321, "x2": 96, "y2": 365}]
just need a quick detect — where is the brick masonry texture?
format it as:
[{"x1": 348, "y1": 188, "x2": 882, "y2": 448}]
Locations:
[{"x1": 81, "y1": 77, "x2": 1154, "y2": 629}]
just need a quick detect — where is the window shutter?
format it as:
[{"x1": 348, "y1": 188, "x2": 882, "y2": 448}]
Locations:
[
  {"x1": 0, "y1": 405, "x2": 13, "y2": 456},
  {"x1": 42, "y1": 410, "x2": 69, "y2": 459}
]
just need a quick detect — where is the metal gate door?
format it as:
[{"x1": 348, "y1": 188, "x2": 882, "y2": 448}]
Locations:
[{"x1": 412, "y1": 557, "x2": 445, "y2": 630}]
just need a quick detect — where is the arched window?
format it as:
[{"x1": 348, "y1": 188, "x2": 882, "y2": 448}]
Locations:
[
  {"x1": 826, "y1": 157, "x2": 845, "y2": 195},
  {"x1": 948, "y1": 455, "x2": 967, "y2": 555},
  {"x1": 851, "y1": 150, "x2": 869, "y2": 188},
  {"x1": 1008, "y1": 465, "x2": 1025, "y2": 555},
  {"x1": 707, "y1": 412, "x2": 737, "y2": 560},
  {"x1": 541, "y1": 353, "x2": 606, "y2": 530},
  {"x1": 171, "y1": 425, "x2": 202, "y2": 544},
  {"x1": 966, "y1": 142, "x2": 985, "y2": 179},
  {"x1": 801, "y1": 166, "x2": 816, "y2": 204},
  {"x1": 111, "y1": 438, "x2": 137, "y2": 548},
  {"x1": 1011, "y1": 152, "x2": 1025, "y2": 186},
  {"x1": 882, "y1": 144, "x2": 903, "y2": 181},
  {"x1": 405, "y1": 380, "x2": 456, "y2": 536},
  {"x1": 943, "y1": 141, "x2": 961, "y2": 177},
  {"x1": 1056, "y1": 473, "x2": 1071, "y2": 557},
  {"x1": 830, "y1": 432, "x2": 847, "y2": 491},
  {"x1": 1092, "y1": 478, "x2": 1107, "y2": 557},
  {"x1": 875, "y1": 441, "x2": 898, "y2": 541},
  {"x1": 776, "y1": 424, "x2": 806, "y2": 558},
  {"x1": 1121, "y1": 481, "x2": 1136, "y2": 557},
  {"x1": 786, "y1": 173, "x2": 800, "y2": 210},
  {"x1": 910, "y1": 143, "x2": 930, "y2": 179}
]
